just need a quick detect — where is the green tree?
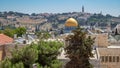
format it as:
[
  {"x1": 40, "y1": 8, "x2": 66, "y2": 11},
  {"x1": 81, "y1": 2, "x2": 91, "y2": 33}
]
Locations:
[
  {"x1": 15, "y1": 27, "x2": 26, "y2": 37},
  {"x1": 37, "y1": 40, "x2": 63, "y2": 68},
  {"x1": 0, "y1": 58, "x2": 24, "y2": 68},
  {"x1": 12, "y1": 62, "x2": 24, "y2": 68},
  {"x1": 50, "y1": 60, "x2": 62, "y2": 68},
  {"x1": 0, "y1": 27, "x2": 26, "y2": 38},
  {"x1": 0, "y1": 38, "x2": 63, "y2": 68},
  {"x1": 11, "y1": 45, "x2": 38, "y2": 68},
  {"x1": 31, "y1": 13, "x2": 36, "y2": 16},
  {"x1": 35, "y1": 31, "x2": 51, "y2": 39},
  {"x1": 0, "y1": 58, "x2": 12, "y2": 68},
  {"x1": 65, "y1": 26, "x2": 94, "y2": 68},
  {"x1": 2, "y1": 28, "x2": 15, "y2": 38},
  {"x1": 0, "y1": 30, "x2": 2, "y2": 33}
]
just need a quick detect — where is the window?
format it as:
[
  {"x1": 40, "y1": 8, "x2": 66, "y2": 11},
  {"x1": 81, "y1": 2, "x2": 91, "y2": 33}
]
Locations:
[
  {"x1": 109, "y1": 56, "x2": 112, "y2": 62},
  {"x1": 117, "y1": 56, "x2": 119, "y2": 62},
  {"x1": 101, "y1": 56, "x2": 104, "y2": 62},
  {"x1": 113, "y1": 56, "x2": 115, "y2": 62},
  {"x1": 105, "y1": 56, "x2": 108, "y2": 62},
  {"x1": 101, "y1": 56, "x2": 119, "y2": 63}
]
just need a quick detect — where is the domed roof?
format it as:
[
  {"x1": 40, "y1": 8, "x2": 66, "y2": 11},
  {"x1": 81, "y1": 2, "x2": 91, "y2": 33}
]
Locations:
[{"x1": 65, "y1": 18, "x2": 78, "y2": 27}]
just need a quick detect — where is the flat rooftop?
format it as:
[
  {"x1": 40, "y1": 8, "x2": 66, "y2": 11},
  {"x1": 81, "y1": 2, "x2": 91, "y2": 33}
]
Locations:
[
  {"x1": 97, "y1": 47, "x2": 120, "y2": 56},
  {"x1": 108, "y1": 45, "x2": 120, "y2": 48}
]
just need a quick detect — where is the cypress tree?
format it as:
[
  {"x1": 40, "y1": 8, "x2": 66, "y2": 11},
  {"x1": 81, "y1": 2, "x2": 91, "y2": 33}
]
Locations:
[{"x1": 65, "y1": 26, "x2": 94, "y2": 68}]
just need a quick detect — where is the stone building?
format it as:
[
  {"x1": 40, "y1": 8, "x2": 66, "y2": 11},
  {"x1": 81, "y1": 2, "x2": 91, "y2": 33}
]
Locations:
[
  {"x1": 89, "y1": 33, "x2": 110, "y2": 47},
  {"x1": 97, "y1": 47, "x2": 120, "y2": 68}
]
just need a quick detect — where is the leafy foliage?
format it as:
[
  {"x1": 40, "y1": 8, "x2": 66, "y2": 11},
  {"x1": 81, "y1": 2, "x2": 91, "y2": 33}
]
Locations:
[
  {"x1": 0, "y1": 40, "x2": 63, "y2": 68},
  {"x1": 0, "y1": 27, "x2": 26, "y2": 38},
  {"x1": 50, "y1": 60, "x2": 62, "y2": 68},
  {"x1": 87, "y1": 13, "x2": 115, "y2": 27},
  {"x1": 13, "y1": 62, "x2": 24, "y2": 68},
  {"x1": 35, "y1": 31, "x2": 51, "y2": 39},
  {"x1": 11, "y1": 45, "x2": 38, "y2": 68},
  {"x1": 37, "y1": 40, "x2": 63, "y2": 68},
  {"x1": 2, "y1": 28, "x2": 15, "y2": 38},
  {"x1": 15, "y1": 27, "x2": 26, "y2": 37},
  {"x1": 0, "y1": 58, "x2": 12, "y2": 68}
]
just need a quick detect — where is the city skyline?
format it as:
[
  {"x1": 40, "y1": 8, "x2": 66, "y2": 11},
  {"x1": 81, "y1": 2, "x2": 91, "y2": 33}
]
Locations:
[{"x1": 0, "y1": 0, "x2": 120, "y2": 16}]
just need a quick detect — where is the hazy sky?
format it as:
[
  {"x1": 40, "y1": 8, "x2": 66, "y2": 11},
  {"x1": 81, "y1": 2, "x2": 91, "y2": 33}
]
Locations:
[{"x1": 0, "y1": 0, "x2": 120, "y2": 16}]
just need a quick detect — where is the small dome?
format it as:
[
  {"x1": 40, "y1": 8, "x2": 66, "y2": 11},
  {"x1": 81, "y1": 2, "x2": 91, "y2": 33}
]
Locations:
[{"x1": 65, "y1": 18, "x2": 78, "y2": 27}]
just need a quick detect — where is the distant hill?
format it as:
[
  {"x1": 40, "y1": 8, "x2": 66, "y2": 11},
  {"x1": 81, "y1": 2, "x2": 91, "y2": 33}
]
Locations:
[{"x1": 0, "y1": 11, "x2": 120, "y2": 30}]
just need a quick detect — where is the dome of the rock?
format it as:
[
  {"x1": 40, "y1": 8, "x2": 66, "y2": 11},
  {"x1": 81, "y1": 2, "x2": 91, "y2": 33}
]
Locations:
[{"x1": 65, "y1": 18, "x2": 78, "y2": 27}]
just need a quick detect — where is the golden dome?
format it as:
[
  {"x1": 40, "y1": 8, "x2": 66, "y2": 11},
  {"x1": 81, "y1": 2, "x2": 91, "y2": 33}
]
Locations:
[{"x1": 65, "y1": 18, "x2": 78, "y2": 27}]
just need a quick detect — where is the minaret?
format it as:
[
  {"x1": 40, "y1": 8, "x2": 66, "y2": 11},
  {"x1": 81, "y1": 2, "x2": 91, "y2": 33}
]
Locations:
[{"x1": 82, "y1": 6, "x2": 84, "y2": 13}]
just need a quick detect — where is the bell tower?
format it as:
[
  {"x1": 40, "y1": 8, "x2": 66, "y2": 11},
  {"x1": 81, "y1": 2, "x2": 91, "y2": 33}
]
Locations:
[{"x1": 82, "y1": 5, "x2": 84, "y2": 13}]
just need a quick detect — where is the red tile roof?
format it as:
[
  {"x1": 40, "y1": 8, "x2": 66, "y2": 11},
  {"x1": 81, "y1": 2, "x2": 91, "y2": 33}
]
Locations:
[{"x1": 0, "y1": 34, "x2": 13, "y2": 45}]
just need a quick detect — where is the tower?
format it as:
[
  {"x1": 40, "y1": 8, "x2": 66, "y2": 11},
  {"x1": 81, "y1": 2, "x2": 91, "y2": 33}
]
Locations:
[
  {"x1": 100, "y1": 11, "x2": 102, "y2": 14},
  {"x1": 82, "y1": 6, "x2": 84, "y2": 13}
]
